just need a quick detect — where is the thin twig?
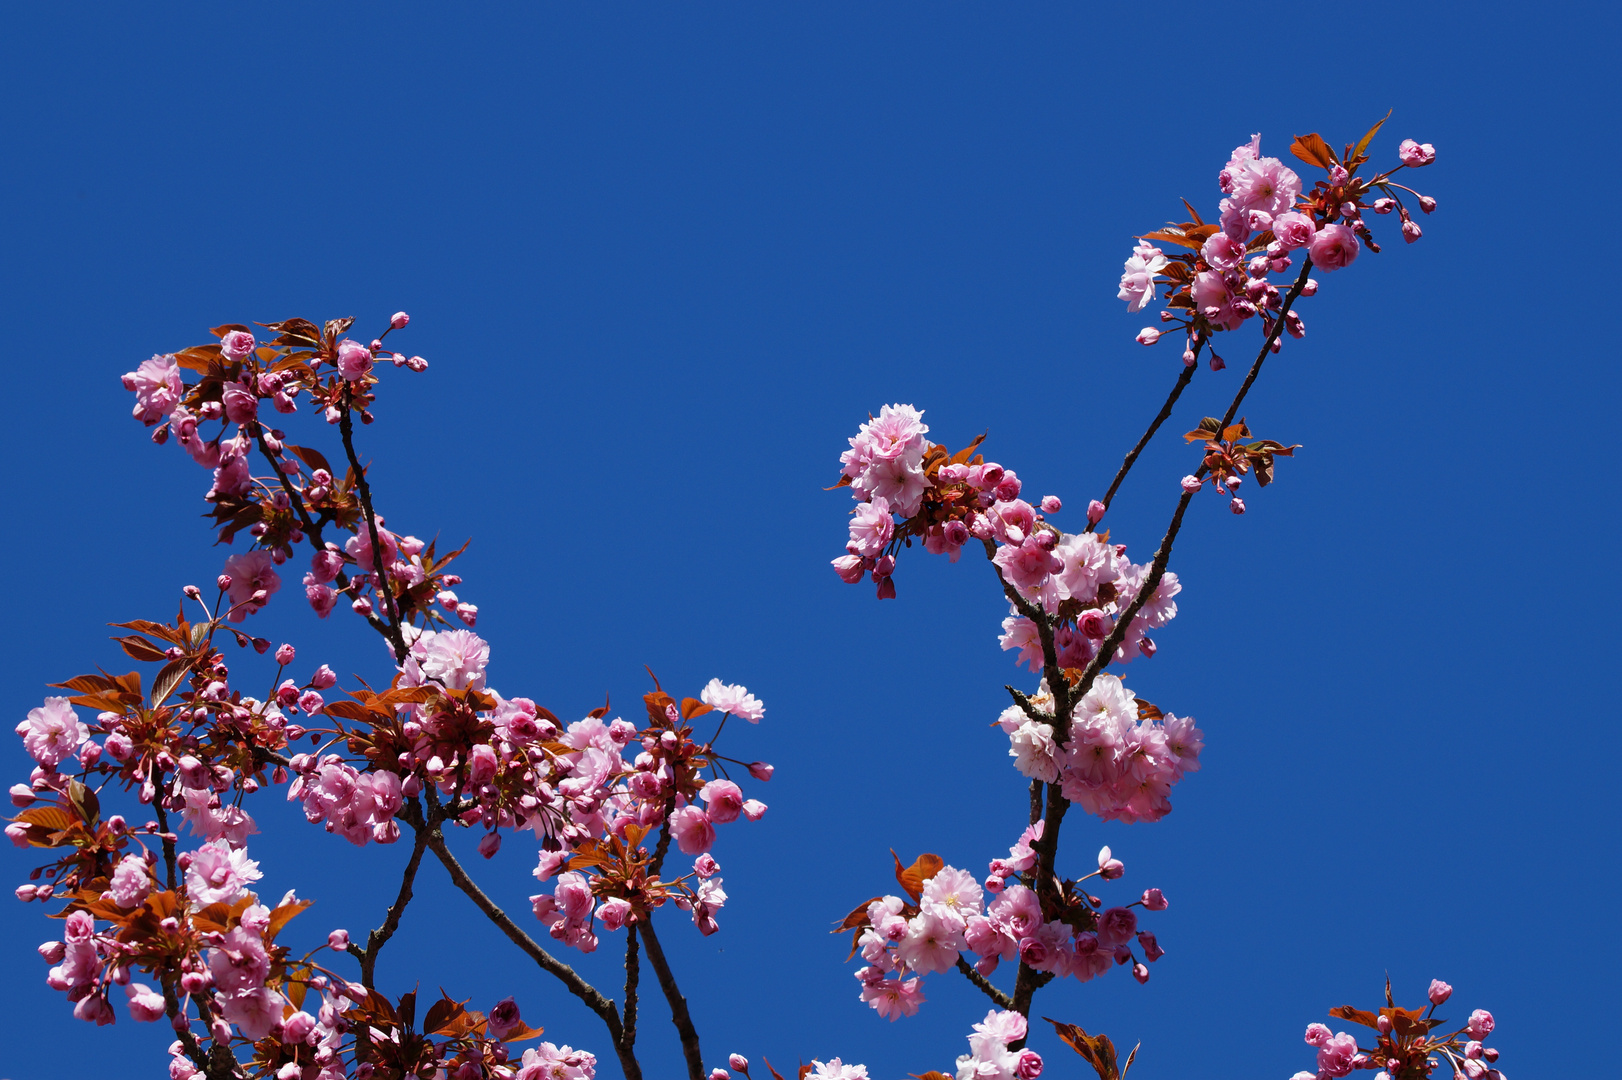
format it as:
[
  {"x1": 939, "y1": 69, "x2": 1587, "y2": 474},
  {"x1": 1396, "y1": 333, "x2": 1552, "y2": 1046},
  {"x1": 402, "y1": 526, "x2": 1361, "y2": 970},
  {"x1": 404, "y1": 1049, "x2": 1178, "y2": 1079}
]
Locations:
[
  {"x1": 421, "y1": 829, "x2": 626, "y2": 1044},
  {"x1": 356, "y1": 818, "x2": 431, "y2": 988},
  {"x1": 955, "y1": 956, "x2": 1013, "y2": 1009},
  {"x1": 1086, "y1": 339, "x2": 1203, "y2": 532},
  {"x1": 337, "y1": 395, "x2": 409, "y2": 662},
  {"x1": 637, "y1": 914, "x2": 705, "y2": 1080}
]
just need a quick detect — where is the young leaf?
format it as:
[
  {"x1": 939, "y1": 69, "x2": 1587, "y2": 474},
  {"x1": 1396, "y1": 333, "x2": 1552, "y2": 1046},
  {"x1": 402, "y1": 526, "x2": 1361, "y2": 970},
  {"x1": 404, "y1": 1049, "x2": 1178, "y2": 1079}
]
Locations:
[
  {"x1": 892, "y1": 851, "x2": 945, "y2": 902},
  {"x1": 1351, "y1": 110, "x2": 1392, "y2": 164},
  {"x1": 1290, "y1": 133, "x2": 1339, "y2": 170}
]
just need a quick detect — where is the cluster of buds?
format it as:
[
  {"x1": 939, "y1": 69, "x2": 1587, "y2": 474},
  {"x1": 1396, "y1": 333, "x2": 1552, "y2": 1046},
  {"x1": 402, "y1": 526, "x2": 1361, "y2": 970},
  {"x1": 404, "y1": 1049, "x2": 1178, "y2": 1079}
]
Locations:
[
  {"x1": 1122, "y1": 124, "x2": 1437, "y2": 364},
  {"x1": 1291, "y1": 980, "x2": 1503, "y2": 1080}
]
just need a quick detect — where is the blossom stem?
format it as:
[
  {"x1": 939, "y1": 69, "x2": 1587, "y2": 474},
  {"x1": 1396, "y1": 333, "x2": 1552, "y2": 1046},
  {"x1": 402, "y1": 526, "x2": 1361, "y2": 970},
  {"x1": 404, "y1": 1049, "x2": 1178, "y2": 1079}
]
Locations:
[
  {"x1": 336, "y1": 395, "x2": 410, "y2": 663},
  {"x1": 955, "y1": 955, "x2": 1013, "y2": 1009},
  {"x1": 637, "y1": 913, "x2": 705, "y2": 1080},
  {"x1": 1086, "y1": 340, "x2": 1204, "y2": 533}
]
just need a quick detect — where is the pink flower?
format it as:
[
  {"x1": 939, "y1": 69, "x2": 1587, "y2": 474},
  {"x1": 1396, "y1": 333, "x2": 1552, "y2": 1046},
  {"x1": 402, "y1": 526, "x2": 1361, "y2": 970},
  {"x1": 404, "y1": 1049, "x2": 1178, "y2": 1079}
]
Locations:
[
  {"x1": 808, "y1": 1059, "x2": 868, "y2": 1080},
  {"x1": 831, "y1": 554, "x2": 866, "y2": 583},
  {"x1": 390, "y1": 311, "x2": 410, "y2": 329},
  {"x1": 1221, "y1": 138, "x2": 1302, "y2": 218},
  {"x1": 125, "y1": 982, "x2": 167, "y2": 1022},
  {"x1": 16, "y1": 697, "x2": 88, "y2": 768},
  {"x1": 597, "y1": 897, "x2": 633, "y2": 931},
  {"x1": 920, "y1": 866, "x2": 983, "y2": 928},
  {"x1": 1201, "y1": 231, "x2": 1245, "y2": 272},
  {"x1": 1428, "y1": 979, "x2": 1453, "y2": 1005},
  {"x1": 1140, "y1": 887, "x2": 1168, "y2": 910},
  {"x1": 847, "y1": 497, "x2": 894, "y2": 556},
  {"x1": 1308, "y1": 224, "x2": 1360, "y2": 271},
  {"x1": 107, "y1": 854, "x2": 152, "y2": 909},
  {"x1": 222, "y1": 551, "x2": 281, "y2": 623},
  {"x1": 122, "y1": 354, "x2": 183, "y2": 425},
  {"x1": 1118, "y1": 241, "x2": 1168, "y2": 312},
  {"x1": 220, "y1": 330, "x2": 256, "y2": 361},
  {"x1": 184, "y1": 840, "x2": 262, "y2": 906},
  {"x1": 336, "y1": 338, "x2": 373, "y2": 381},
  {"x1": 1398, "y1": 139, "x2": 1436, "y2": 166},
  {"x1": 1316, "y1": 1032, "x2": 1358, "y2": 1078},
  {"x1": 1466, "y1": 1009, "x2": 1494, "y2": 1038},
  {"x1": 860, "y1": 976, "x2": 924, "y2": 1020},
  {"x1": 699, "y1": 779, "x2": 745, "y2": 824},
  {"x1": 897, "y1": 910, "x2": 965, "y2": 975},
  {"x1": 1272, "y1": 211, "x2": 1318, "y2": 250},
  {"x1": 219, "y1": 986, "x2": 282, "y2": 1040},
  {"x1": 1096, "y1": 906, "x2": 1138, "y2": 948},
  {"x1": 416, "y1": 629, "x2": 490, "y2": 691},
  {"x1": 304, "y1": 579, "x2": 337, "y2": 618},
  {"x1": 700, "y1": 679, "x2": 765, "y2": 722},
  {"x1": 669, "y1": 805, "x2": 716, "y2": 855},
  {"x1": 517, "y1": 1042, "x2": 599, "y2": 1080}
]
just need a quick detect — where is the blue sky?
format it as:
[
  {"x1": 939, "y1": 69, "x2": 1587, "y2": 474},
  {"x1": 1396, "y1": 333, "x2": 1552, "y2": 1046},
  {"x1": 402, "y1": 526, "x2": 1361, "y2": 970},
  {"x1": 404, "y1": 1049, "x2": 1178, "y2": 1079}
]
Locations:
[{"x1": 2, "y1": 4, "x2": 1617, "y2": 1078}]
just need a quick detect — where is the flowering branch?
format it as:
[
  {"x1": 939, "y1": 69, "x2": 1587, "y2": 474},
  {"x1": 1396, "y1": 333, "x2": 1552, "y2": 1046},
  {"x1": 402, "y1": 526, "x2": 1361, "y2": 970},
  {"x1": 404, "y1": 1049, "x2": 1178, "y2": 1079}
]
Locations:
[
  {"x1": 336, "y1": 396, "x2": 409, "y2": 663},
  {"x1": 955, "y1": 955, "x2": 1013, "y2": 1010},
  {"x1": 354, "y1": 816, "x2": 431, "y2": 988}
]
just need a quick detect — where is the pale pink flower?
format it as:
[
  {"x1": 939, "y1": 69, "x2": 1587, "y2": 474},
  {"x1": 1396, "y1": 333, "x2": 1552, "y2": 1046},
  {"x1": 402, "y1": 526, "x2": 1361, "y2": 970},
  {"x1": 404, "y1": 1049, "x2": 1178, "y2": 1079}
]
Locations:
[
  {"x1": 847, "y1": 497, "x2": 895, "y2": 556},
  {"x1": 1398, "y1": 139, "x2": 1435, "y2": 167},
  {"x1": 122, "y1": 354, "x2": 183, "y2": 425},
  {"x1": 809, "y1": 1059, "x2": 868, "y2": 1079},
  {"x1": 184, "y1": 840, "x2": 262, "y2": 906},
  {"x1": 1308, "y1": 224, "x2": 1360, "y2": 271},
  {"x1": 417, "y1": 629, "x2": 490, "y2": 691},
  {"x1": 1316, "y1": 1032, "x2": 1358, "y2": 1078},
  {"x1": 921, "y1": 866, "x2": 983, "y2": 929},
  {"x1": 700, "y1": 679, "x2": 765, "y2": 722},
  {"x1": 832, "y1": 554, "x2": 866, "y2": 583},
  {"x1": 669, "y1": 805, "x2": 716, "y2": 855},
  {"x1": 125, "y1": 982, "x2": 167, "y2": 1022},
  {"x1": 222, "y1": 551, "x2": 281, "y2": 623},
  {"x1": 1466, "y1": 1010, "x2": 1494, "y2": 1038},
  {"x1": 1222, "y1": 139, "x2": 1301, "y2": 218},
  {"x1": 220, "y1": 330, "x2": 256, "y2": 361},
  {"x1": 107, "y1": 854, "x2": 153, "y2": 909},
  {"x1": 209, "y1": 926, "x2": 271, "y2": 993},
  {"x1": 1272, "y1": 211, "x2": 1318, "y2": 250},
  {"x1": 216, "y1": 986, "x2": 282, "y2": 1040},
  {"x1": 866, "y1": 455, "x2": 930, "y2": 517},
  {"x1": 1201, "y1": 231, "x2": 1245, "y2": 272},
  {"x1": 699, "y1": 779, "x2": 744, "y2": 823},
  {"x1": 1118, "y1": 241, "x2": 1168, "y2": 312},
  {"x1": 860, "y1": 976, "x2": 924, "y2": 1020},
  {"x1": 597, "y1": 897, "x2": 633, "y2": 931},
  {"x1": 17, "y1": 697, "x2": 88, "y2": 768},
  {"x1": 1009, "y1": 720, "x2": 1059, "y2": 783},
  {"x1": 998, "y1": 614, "x2": 1043, "y2": 673},
  {"x1": 897, "y1": 910, "x2": 965, "y2": 975},
  {"x1": 517, "y1": 1042, "x2": 599, "y2": 1080},
  {"x1": 336, "y1": 338, "x2": 373, "y2": 381}
]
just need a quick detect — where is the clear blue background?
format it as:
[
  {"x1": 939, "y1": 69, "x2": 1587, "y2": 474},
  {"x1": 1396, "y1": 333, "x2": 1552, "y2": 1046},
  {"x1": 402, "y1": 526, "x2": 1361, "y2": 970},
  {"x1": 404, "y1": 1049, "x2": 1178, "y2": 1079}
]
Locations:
[{"x1": 2, "y1": 4, "x2": 1616, "y2": 1078}]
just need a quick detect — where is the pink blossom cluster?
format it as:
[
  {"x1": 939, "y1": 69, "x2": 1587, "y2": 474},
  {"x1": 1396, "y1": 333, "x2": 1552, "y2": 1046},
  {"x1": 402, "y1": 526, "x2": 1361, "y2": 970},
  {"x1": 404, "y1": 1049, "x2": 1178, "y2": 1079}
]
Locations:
[
  {"x1": 122, "y1": 316, "x2": 474, "y2": 634},
  {"x1": 287, "y1": 754, "x2": 405, "y2": 844},
  {"x1": 39, "y1": 908, "x2": 164, "y2": 1026},
  {"x1": 1121, "y1": 131, "x2": 1438, "y2": 362},
  {"x1": 1290, "y1": 981, "x2": 1504, "y2": 1080},
  {"x1": 515, "y1": 1041, "x2": 599, "y2": 1080},
  {"x1": 832, "y1": 406, "x2": 1182, "y2": 670},
  {"x1": 954, "y1": 1009, "x2": 1044, "y2": 1080},
  {"x1": 996, "y1": 673, "x2": 1202, "y2": 823},
  {"x1": 850, "y1": 846, "x2": 1164, "y2": 1019}
]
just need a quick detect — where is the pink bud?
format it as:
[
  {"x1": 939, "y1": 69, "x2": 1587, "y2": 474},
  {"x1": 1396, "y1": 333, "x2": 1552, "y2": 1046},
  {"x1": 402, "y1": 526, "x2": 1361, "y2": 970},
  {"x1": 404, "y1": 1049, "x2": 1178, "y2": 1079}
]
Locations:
[
  {"x1": 729, "y1": 1055, "x2": 749, "y2": 1072},
  {"x1": 1230, "y1": 497, "x2": 1246, "y2": 514},
  {"x1": 311, "y1": 664, "x2": 337, "y2": 690},
  {"x1": 747, "y1": 761, "x2": 774, "y2": 782},
  {"x1": 1136, "y1": 327, "x2": 1161, "y2": 346},
  {"x1": 328, "y1": 930, "x2": 349, "y2": 951},
  {"x1": 1040, "y1": 495, "x2": 1062, "y2": 514},
  {"x1": 1180, "y1": 476, "x2": 1202, "y2": 494},
  {"x1": 1131, "y1": 962, "x2": 1149, "y2": 984},
  {"x1": 406, "y1": 355, "x2": 428, "y2": 372},
  {"x1": 216, "y1": 574, "x2": 232, "y2": 591},
  {"x1": 1300, "y1": 277, "x2": 1319, "y2": 297},
  {"x1": 1402, "y1": 219, "x2": 1422, "y2": 243},
  {"x1": 1377, "y1": 1015, "x2": 1392, "y2": 1034},
  {"x1": 1140, "y1": 887, "x2": 1167, "y2": 910},
  {"x1": 1398, "y1": 139, "x2": 1436, "y2": 166},
  {"x1": 1418, "y1": 195, "x2": 1436, "y2": 214},
  {"x1": 831, "y1": 555, "x2": 865, "y2": 584},
  {"x1": 1428, "y1": 979, "x2": 1452, "y2": 1005},
  {"x1": 390, "y1": 312, "x2": 410, "y2": 329},
  {"x1": 274, "y1": 644, "x2": 296, "y2": 666}
]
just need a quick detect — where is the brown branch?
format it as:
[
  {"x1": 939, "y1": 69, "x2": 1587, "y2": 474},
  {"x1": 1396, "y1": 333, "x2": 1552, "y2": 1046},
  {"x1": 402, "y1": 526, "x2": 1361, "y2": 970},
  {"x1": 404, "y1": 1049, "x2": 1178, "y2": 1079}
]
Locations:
[
  {"x1": 336, "y1": 394, "x2": 409, "y2": 663},
  {"x1": 955, "y1": 955, "x2": 1013, "y2": 1009},
  {"x1": 355, "y1": 816, "x2": 430, "y2": 988},
  {"x1": 622, "y1": 925, "x2": 642, "y2": 1052},
  {"x1": 421, "y1": 827, "x2": 634, "y2": 1071},
  {"x1": 1086, "y1": 338, "x2": 1203, "y2": 532},
  {"x1": 637, "y1": 913, "x2": 705, "y2": 1080},
  {"x1": 1216, "y1": 256, "x2": 1315, "y2": 432}
]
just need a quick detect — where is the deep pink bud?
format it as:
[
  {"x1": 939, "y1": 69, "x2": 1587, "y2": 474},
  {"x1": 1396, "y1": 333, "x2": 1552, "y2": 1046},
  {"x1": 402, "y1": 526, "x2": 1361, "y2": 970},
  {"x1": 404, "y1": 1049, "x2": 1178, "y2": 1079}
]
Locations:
[
  {"x1": 729, "y1": 1055, "x2": 749, "y2": 1072},
  {"x1": 1015, "y1": 1049, "x2": 1043, "y2": 1078},
  {"x1": 390, "y1": 312, "x2": 410, "y2": 329},
  {"x1": 1140, "y1": 887, "x2": 1168, "y2": 910},
  {"x1": 274, "y1": 644, "x2": 296, "y2": 666},
  {"x1": 1180, "y1": 476, "x2": 1202, "y2": 494},
  {"x1": 328, "y1": 930, "x2": 350, "y2": 951},
  {"x1": 311, "y1": 665, "x2": 337, "y2": 690},
  {"x1": 1040, "y1": 495, "x2": 1062, "y2": 514},
  {"x1": 1428, "y1": 979, "x2": 1452, "y2": 1005},
  {"x1": 1230, "y1": 497, "x2": 1246, "y2": 514},
  {"x1": 1398, "y1": 139, "x2": 1436, "y2": 167},
  {"x1": 477, "y1": 831, "x2": 502, "y2": 859},
  {"x1": 747, "y1": 761, "x2": 774, "y2": 782},
  {"x1": 831, "y1": 555, "x2": 865, "y2": 584}
]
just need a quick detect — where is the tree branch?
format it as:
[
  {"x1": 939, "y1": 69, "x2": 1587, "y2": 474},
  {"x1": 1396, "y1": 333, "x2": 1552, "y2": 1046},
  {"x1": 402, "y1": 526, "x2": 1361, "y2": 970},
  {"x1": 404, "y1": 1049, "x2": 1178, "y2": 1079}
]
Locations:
[
  {"x1": 637, "y1": 913, "x2": 705, "y2": 1080},
  {"x1": 955, "y1": 956, "x2": 1013, "y2": 1009},
  {"x1": 622, "y1": 924, "x2": 642, "y2": 1053},
  {"x1": 337, "y1": 394, "x2": 409, "y2": 663},
  {"x1": 1086, "y1": 338, "x2": 1203, "y2": 532},
  {"x1": 421, "y1": 826, "x2": 634, "y2": 1072},
  {"x1": 355, "y1": 816, "x2": 430, "y2": 988}
]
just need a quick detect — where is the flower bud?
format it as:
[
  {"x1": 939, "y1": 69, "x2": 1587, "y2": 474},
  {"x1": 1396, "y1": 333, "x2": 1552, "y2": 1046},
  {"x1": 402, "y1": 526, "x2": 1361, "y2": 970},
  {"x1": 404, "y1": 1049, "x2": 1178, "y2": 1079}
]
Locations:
[
  {"x1": 747, "y1": 761, "x2": 774, "y2": 782},
  {"x1": 729, "y1": 1055, "x2": 749, "y2": 1072},
  {"x1": 1398, "y1": 139, "x2": 1436, "y2": 166},
  {"x1": 1180, "y1": 476, "x2": 1202, "y2": 494},
  {"x1": 1136, "y1": 327, "x2": 1161, "y2": 346},
  {"x1": 390, "y1": 312, "x2": 410, "y2": 329}
]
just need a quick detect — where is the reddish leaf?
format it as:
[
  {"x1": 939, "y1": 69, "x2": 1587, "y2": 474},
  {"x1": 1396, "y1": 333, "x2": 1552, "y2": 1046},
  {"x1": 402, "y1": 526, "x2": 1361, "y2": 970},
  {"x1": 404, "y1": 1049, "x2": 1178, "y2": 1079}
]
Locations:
[
  {"x1": 286, "y1": 444, "x2": 334, "y2": 476},
  {"x1": 1351, "y1": 109, "x2": 1392, "y2": 165},
  {"x1": 114, "y1": 635, "x2": 169, "y2": 663},
  {"x1": 1133, "y1": 698, "x2": 1163, "y2": 721},
  {"x1": 1328, "y1": 1005, "x2": 1380, "y2": 1029},
  {"x1": 265, "y1": 899, "x2": 313, "y2": 942},
  {"x1": 1138, "y1": 228, "x2": 1203, "y2": 251},
  {"x1": 501, "y1": 1021, "x2": 545, "y2": 1042},
  {"x1": 1046, "y1": 1018, "x2": 1121, "y2": 1080},
  {"x1": 680, "y1": 697, "x2": 714, "y2": 720},
  {"x1": 1290, "y1": 133, "x2": 1339, "y2": 170},
  {"x1": 151, "y1": 658, "x2": 192, "y2": 707},
  {"x1": 322, "y1": 700, "x2": 379, "y2": 723},
  {"x1": 892, "y1": 851, "x2": 945, "y2": 902}
]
